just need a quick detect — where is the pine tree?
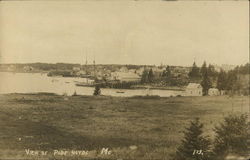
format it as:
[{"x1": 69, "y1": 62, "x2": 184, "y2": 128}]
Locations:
[
  {"x1": 200, "y1": 61, "x2": 207, "y2": 77},
  {"x1": 162, "y1": 65, "x2": 172, "y2": 85},
  {"x1": 188, "y1": 62, "x2": 201, "y2": 79},
  {"x1": 165, "y1": 66, "x2": 171, "y2": 77},
  {"x1": 93, "y1": 85, "x2": 101, "y2": 96},
  {"x1": 175, "y1": 118, "x2": 211, "y2": 160},
  {"x1": 225, "y1": 70, "x2": 237, "y2": 92},
  {"x1": 201, "y1": 69, "x2": 212, "y2": 95},
  {"x1": 216, "y1": 70, "x2": 227, "y2": 93},
  {"x1": 212, "y1": 114, "x2": 249, "y2": 160},
  {"x1": 207, "y1": 64, "x2": 217, "y2": 78},
  {"x1": 141, "y1": 70, "x2": 149, "y2": 84},
  {"x1": 148, "y1": 69, "x2": 154, "y2": 83}
]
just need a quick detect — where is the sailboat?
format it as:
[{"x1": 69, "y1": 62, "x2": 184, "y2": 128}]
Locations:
[{"x1": 75, "y1": 53, "x2": 96, "y2": 87}]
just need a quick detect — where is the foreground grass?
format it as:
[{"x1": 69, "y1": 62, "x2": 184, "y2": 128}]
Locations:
[{"x1": 0, "y1": 93, "x2": 248, "y2": 160}]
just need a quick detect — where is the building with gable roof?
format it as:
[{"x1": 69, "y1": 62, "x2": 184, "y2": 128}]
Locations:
[{"x1": 185, "y1": 83, "x2": 203, "y2": 96}]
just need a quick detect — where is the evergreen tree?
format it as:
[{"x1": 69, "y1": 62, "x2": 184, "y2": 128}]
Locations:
[
  {"x1": 141, "y1": 70, "x2": 149, "y2": 84},
  {"x1": 165, "y1": 66, "x2": 172, "y2": 83},
  {"x1": 207, "y1": 64, "x2": 217, "y2": 78},
  {"x1": 93, "y1": 85, "x2": 101, "y2": 96},
  {"x1": 148, "y1": 69, "x2": 154, "y2": 83},
  {"x1": 175, "y1": 118, "x2": 211, "y2": 160},
  {"x1": 201, "y1": 69, "x2": 212, "y2": 95},
  {"x1": 225, "y1": 70, "x2": 237, "y2": 92},
  {"x1": 161, "y1": 70, "x2": 166, "y2": 77},
  {"x1": 200, "y1": 61, "x2": 207, "y2": 77},
  {"x1": 216, "y1": 70, "x2": 227, "y2": 92},
  {"x1": 212, "y1": 114, "x2": 249, "y2": 160},
  {"x1": 165, "y1": 65, "x2": 171, "y2": 78},
  {"x1": 162, "y1": 65, "x2": 172, "y2": 85},
  {"x1": 238, "y1": 63, "x2": 249, "y2": 74},
  {"x1": 188, "y1": 62, "x2": 201, "y2": 79}
]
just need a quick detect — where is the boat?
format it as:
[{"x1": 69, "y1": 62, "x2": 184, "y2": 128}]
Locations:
[
  {"x1": 116, "y1": 90, "x2": 125, "y2": 93},
  {"x1": 116, "y1": 91, "x2": 125, "y2": 93},
  {"x1": 75, "y1": 50, "x2": 97, "y2": 87},
  {"x1": 75, "y1": 82, "x2": 95, "y2": 87},
  {"x1": 80, "y1": 74, "x2": 92, "y2": 78}
]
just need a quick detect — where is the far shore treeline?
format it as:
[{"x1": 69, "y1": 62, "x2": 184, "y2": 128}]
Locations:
[{"x1": 0, "y1": 63, "x2": 147, "y2": 71}]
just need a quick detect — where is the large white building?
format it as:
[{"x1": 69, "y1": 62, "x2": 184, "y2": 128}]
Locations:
[
  {"x1": 110, "y1": 72, "x2": 141, "y2": 82},
  {"x1": 185, "y1": 83, "x2": 203, "y2": 96}
]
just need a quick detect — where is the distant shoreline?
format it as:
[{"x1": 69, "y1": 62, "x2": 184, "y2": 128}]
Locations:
[{"x1": 0, "y1": 70, "x2": 48, "y2": 74}]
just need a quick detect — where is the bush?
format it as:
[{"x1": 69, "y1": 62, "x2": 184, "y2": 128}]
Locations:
[
  {"x1": 212, "y1": 114, "x2": 249, "y2": 159},
  {"x1": 93, "y1": 85, "x2": 101, "y2": 96}
]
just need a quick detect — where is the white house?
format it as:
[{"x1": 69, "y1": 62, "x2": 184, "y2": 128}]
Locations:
[
  {"x1": 220, "y1": 90, "x2": 226, "y2": 95},
  {"x1": 73, "y1": 67, "x2": 81, "y2": 72},
  {"x1": 208, "y1": 88, "x2": 220, "y2": 96},
  {"x1": 119, "y1": 66, "x2": 129, "y2": 72},
  {"x1": 185, "y1": 83, "x2": 203, "y2": 96},
  {"x1": 23, "y1": 66, "x2": 34, "y2": 72},
  {"x1": 152, "y1": 66, "x2": 165, "y2": 73},
  {"x1": 135, "y1": 67, "x2": 145, "y2": 76}
]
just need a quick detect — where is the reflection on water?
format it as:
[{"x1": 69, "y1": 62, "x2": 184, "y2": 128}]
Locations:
[{"x1": 0, "y1": 72, "x2": 183, "y2": 97}]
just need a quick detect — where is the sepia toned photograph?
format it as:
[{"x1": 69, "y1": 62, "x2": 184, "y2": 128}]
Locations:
[{"x1": 0, "y1": 1, "x2": 249, "y2": 160}]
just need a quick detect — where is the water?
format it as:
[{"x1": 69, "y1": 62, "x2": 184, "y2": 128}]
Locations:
[{"x1": 0, "y1": 72, "x2": 183, "y2": 97}]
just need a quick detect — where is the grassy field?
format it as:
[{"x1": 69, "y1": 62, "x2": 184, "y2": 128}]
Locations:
[{"x1": 0, "y1": 93, "x2": 248, "y2": 160}]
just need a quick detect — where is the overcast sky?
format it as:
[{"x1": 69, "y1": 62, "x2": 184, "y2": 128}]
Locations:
[{"x1": 0, "y1": 1, "x2": 249, "y2": 66}]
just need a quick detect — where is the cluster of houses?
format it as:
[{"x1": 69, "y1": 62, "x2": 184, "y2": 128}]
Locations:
[
  {"x1": 185, "y1": 83, "x2": 225, "y2": 96},
  {"x1": 1, "y1": 65, "x2": 35, "y2": 72},
  {"x1": 73, "y1": 65, "x2": 190, "y2": 82},
  {"x1": 73, "y1": 66, "x2": 142, "y2": 81},
  {"x1": 73, "y1": 65, "x2": 226, "y2": 97},
  {"x1": 73, "y1": 66, "x2": 164, "y2": 82}
]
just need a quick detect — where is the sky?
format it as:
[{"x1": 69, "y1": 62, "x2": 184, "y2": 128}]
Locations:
[{"x1": 0, "y1": 1, "x2": 249, "y2": 66}]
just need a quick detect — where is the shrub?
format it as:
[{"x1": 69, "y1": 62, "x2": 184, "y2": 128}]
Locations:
[
  {"x1": 212, "y1": 114, "x2": 249, "y2": 159},
  {"x1": 93, "y1": 85, "x2": 101, "y2": 96}
]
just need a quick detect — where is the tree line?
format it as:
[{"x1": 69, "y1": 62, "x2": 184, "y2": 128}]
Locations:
[
  {"x1": 139, "y1": 62, "x2": 249, "y2": 95},
  {"x1": 189, "y1": 62, "x2": 249, "y2": 95},
  {"x1": 141, "y1": 66, "x2": 189, "y2": 86},
  {"x1": 217, "y1": 64, "x2": 249, "y2": 95},
  {"x1": 140, "y1": 62, "x2": 249, "y2": 95}
]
